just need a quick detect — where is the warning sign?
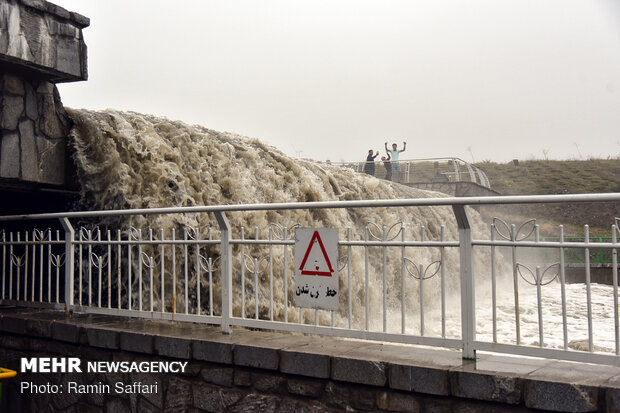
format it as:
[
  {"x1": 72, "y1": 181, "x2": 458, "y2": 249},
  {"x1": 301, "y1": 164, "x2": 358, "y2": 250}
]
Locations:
[
  {"x1": 299, "y1": 230, "x2": 334, "y2": 276},
  {"x1": 294, "y1": 228, "x2": 339, "y2": 310}
]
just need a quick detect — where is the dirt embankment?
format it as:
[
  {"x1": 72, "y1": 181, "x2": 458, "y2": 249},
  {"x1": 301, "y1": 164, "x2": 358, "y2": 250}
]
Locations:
[{"x1": 476, "y1": 159, "x2": 620, "y2": 236}]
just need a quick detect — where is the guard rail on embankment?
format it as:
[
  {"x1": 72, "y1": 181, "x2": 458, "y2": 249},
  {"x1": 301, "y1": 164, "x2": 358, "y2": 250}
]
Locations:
[
  {"x1": 331, "y1": 157, "x2": 491, "y2": 188},
  {"x1": 0, "y1": 193, "x2": 619, "y2": 367}
]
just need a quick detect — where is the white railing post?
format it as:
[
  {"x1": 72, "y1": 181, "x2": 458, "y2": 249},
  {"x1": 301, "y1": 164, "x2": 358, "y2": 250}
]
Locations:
[
  {"x1": 215, "y1": 211, "x2": 233, "y2": 334},
  {"x1": 405, "y1": 161, "x2": 410, "y2": 183},
  {"x1": 59, "y1": 218, "x2": 75, "y2": 309},
  {"x1": 452, "y1": 159, "x2": 461, "y2": 182},
  {"x1": 453, "y1": 205, "x2": 475, "y2": 360}
]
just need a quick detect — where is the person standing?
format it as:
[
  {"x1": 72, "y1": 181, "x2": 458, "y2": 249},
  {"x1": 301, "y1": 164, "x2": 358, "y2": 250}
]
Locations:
[
  {"x1": 364, "y1": 149, "x2": 379, "y2": 175},
  {"x1": 381, "y1": 154, "x2": 392, "y2": 181},
  {"x1": 385, "y1": 141, "x2": 406, "y2": 182}
]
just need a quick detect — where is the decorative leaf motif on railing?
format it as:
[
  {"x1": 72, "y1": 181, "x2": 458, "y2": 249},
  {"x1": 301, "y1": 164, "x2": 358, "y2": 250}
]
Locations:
[
  {"x1": 337, "y1": 255, "x2": 348, "y2": 271},
  {"x1": 493, "y1": 218, "x2": 536, "y2": 241},
  {"x1": 185, "y1": 226, "x2": 205, "y2": 241},
  {"x1": 269, "y1": 223, "x2": 299, "y2": 240},
  {"x1": 128, "y1": 226, "x2": 142, "y2": 240},
  {"x1": 516, "y1": 263, "x2": 560, "y2": 286},
  {"x1": 50, "y1": 253, "x2": 65, "y2": 268},
  {"x1": 80, "y1": 227, "x2": 91, "y2": 240},
  {"x1": 199, "y1": 255, "x2": 221, "y2": 273},
  {"x1": 80, "y1": 226, "x2": 103, "y2": 241},
  {"x1": 90, "y1": 252, "x2": 108, "y2": 269},
  {"x1": 403, "y1": 258, "x2": 442, "y2": 280},
  {"x1": 243, "y1": 254, "x2": 269, "y2": 275},
  {"x1": 33, "y1": 228, "x2": 51, "y2": 242},
  {"x1": 615, "y1": 217, "x2": 620, "y2": 236},
  {"x1": 10, "y1": 253, "x2": 25, "y2": 268},
  {"x1": 140, "y1": 251, "x2": 161, "y2": 269},
  {"x1": 366, "y1": 221, "x2": 403, "y2": 241}
]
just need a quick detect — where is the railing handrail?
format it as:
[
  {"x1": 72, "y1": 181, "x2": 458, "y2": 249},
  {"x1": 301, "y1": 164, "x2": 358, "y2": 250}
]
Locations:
[
  {"x1": 332, "y1": 157, "x2": 491, "y2": 189},
  {"x1": 333, "y1": 156, "x2": 474, "y2": 164},
  {"x1": 2, "y1": 193, "x2": 620, "y2": 365},
  {"x1": 542, "y1": 236, "x2": 614, "y2": 241},
  {"x1": 0, "y1": 193, "x2": 619, "y2": 222}
]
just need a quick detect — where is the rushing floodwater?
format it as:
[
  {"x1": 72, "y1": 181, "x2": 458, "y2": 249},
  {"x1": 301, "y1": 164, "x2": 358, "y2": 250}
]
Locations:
[
  {"x1": 66, "y1": 108, "x2": 616, "y2": 353},
  {"x1": 476, "y1": 279, "x2": 616, "y2": 352}
]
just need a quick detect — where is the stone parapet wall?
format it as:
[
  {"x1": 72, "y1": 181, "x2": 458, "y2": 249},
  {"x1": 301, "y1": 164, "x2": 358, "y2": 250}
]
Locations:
[
  {"x1": 0, "y1": 73, "x2": 70, "y2": 184},
  {"x1": 0, "y1": 308, "x2": 619, "y2": 412}
]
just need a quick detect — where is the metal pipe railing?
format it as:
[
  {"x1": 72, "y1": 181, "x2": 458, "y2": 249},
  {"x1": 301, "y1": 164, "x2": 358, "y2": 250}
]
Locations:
[
  {"x1": 0, "y1": 193, "x2": 618, "y2": 222},
  {"x1": 1, "y1": 193, "x2": 619, "y2": 366},
  {"x1": 332, "y1": 157, "x2": 492, "y2": 188}
]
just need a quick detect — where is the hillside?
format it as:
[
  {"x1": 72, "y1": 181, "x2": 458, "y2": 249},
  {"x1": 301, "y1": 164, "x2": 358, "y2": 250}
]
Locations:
[
  {"x1": 476, "y1": 159, "x2": 620, "y2": 236},
  {"x1": 479, "y1": 159, "x2": 620, "y2": 195}
]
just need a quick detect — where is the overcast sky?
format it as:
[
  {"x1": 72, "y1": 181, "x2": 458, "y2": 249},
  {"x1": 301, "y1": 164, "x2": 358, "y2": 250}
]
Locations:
[{"x1": 53, "y1": 0, "x2": 620, "y2": 164}]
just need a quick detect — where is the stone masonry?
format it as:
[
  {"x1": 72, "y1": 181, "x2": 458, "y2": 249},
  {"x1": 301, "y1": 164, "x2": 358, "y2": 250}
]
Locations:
[
  {"x1": 0, "y1": 0, "x2": 88, "y2": 186},
  {"x1": 0, "y1": 0, "x2": 89, "y2": 81},
  {"x1": 1, "y1": 308, "x2": 620, "y2": 412},
  {"x1": 0, "y1": 73, "x2": 71, "y2": 184}
]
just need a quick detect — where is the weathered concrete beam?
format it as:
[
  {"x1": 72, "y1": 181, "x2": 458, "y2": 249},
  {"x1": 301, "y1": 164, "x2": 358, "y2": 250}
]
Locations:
[
  {"x1": 0, "y1": 0, "x2": 88, "y2": 191},
  {"x1": 0, "y1": 0, "x2": 89, "y2": 83}
]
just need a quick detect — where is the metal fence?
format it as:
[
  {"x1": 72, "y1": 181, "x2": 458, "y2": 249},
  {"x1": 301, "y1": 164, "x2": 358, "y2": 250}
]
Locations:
[
  {"x1": 331, "y1": 157, "x2": 491, "y2": 188},
  {"x1": 0, "y1": 194, "x2": 619, "y2": 366}
]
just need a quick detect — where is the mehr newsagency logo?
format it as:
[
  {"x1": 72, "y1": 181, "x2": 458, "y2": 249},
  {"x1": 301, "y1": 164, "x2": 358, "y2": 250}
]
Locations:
[{"x1": 17, "y1": 357, "x2": 187, "y2": 395}]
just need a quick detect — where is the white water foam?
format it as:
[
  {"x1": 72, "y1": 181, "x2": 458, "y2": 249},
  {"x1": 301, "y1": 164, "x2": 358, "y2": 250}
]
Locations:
[{"x1": 67, "y1": 108, "x2": 616, "y2": 353}]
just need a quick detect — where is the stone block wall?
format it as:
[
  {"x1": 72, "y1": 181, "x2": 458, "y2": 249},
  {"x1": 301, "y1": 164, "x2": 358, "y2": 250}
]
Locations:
[
  {"x1": 1, "y1": 309, "x2": 619, "y2": 413},
  {"x1": 0, "y1": 73, "x2": 71, "y2": 184},
  {"x1": 0, "y1": 325, "x2": 533, "y2": 413},
  {"x1": 0, "y1": 0, "x2": 88, "y2": 187}
]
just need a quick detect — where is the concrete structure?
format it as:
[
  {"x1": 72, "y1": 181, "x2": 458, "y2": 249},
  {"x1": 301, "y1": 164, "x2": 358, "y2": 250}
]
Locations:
[
  {"x1": 0, "y1": 0, "x2": 88, "y2": 212},
  {"x1": 564, "y1": 264, "x2": 618, "y2": 285},
  {"x1": 1, "y1": 308, "x2": 619, "y2": 412}
]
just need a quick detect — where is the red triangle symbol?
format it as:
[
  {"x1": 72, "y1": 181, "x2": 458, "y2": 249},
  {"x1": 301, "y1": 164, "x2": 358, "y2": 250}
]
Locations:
[{"x1": 299, "y1": 231, "x2": 334, "y2": 276}]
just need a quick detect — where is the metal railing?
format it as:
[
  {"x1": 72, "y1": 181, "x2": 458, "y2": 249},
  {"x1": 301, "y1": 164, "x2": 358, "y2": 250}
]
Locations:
[
  {"x1": 0, "y1": 194, "x2": 619, "y2": 366},
  {"x1": 330, "y1": 157, "x2": 491, "y2": 188}
]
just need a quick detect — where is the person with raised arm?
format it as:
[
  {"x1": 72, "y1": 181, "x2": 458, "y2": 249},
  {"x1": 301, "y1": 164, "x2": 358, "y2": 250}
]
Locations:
[
  {"x1": 364, "y1": 149, "x2": 379, "y2": 176},
  {"x1": 385, "y1": 141, "x2": 406, "y2": 182}
]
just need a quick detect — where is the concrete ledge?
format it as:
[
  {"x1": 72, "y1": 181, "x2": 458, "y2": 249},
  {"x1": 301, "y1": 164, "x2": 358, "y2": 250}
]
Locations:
[
  {"x1": 21, "y1": 0, "x2": 90, "y2": 27},
  {"x1": 389, "y1": 363, "x2": 451, "y2": 396},
  {"x1": 331, "y1": 356, "x2": 387, "y2": 386},
  {"x1": 450, "y1": 368, "x2": 523, "y2": 405},
  {"x1": 524, "y1": 380, "x2": 598, "y2": 412},
  {"x1": 280, "y1": 348, "x2": 330, "y2": 378},
  {"x1": 1, "y1": 307, "x2": 620, "y2": 412},
  {"x1": 234, "y1": 344, "x2": 279, "y2": 370},
  {"x1": 86, "y1": 326, "x2": 119, "y2": 350},
  {"x1": 193, "y1": 339, "x2": 233, "y2": 364},
  {"x1": 119, "y1": 331, "x2": 154, "y2": 354},
  {"x1": 24, "y1": 317, "x2": 53, "y2": 338},
  {"x1": 154, "y1": 335, "x2": 191, "y2": 359},
  {"x1": 522, "y1": 362, "x2": 620, "y2": 412},
  {"x1": 1, "y1": 315, "x2": 28, "y2": 334},
  {"x1": 51, "y1": 321, "x2": 81, "y2": 343}
]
